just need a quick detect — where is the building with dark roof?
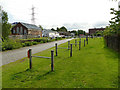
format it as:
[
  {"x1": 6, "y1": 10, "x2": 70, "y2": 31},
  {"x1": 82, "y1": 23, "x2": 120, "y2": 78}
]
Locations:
[
  {"x1": 42, "y1": 29, "x2": 60, "y2": 37},
  {"x1": 89, "y1": 28, "x2": 105, "y2": 35},
  {"x1": 11, "y1": 22, "x2": 42, "y2": 37}
]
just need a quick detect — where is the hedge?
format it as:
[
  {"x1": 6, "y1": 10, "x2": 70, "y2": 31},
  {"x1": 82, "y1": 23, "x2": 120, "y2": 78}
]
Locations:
[
  {"x1": 104, "y1": 35, "x2": 120, "y2": 53},
  {"x1": 2, "y1": 37, "x2": 64, "y2": 51}
]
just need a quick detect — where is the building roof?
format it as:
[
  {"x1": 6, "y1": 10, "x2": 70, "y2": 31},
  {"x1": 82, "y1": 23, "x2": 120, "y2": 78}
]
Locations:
[
  {"x1": 20, "y1": 22, "x2": 41, "y2": 30},
  {"x1": 89, "y1": 28, "x2": 105, "y2": 30},
  {"x1": 12, "y1": 22, "x2": 41, "y2": 30},
  {"x1": 43, "y1": 29, "x2": 58, "y2": 33}
]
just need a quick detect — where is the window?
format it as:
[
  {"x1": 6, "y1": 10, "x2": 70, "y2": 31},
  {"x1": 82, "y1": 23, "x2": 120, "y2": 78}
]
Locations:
[
  {"x1": 13, "y1": 29, "x2": 15, "y2": 34},
  {"x1": 20, "y1": 27, "x2": 23, "y2": 34},
  {"x1": 24, "y1": 29, "x2": 27, "y2": 34},
  {"x1": 17, "y1": 27, "x2": 19, "y2": 34}
]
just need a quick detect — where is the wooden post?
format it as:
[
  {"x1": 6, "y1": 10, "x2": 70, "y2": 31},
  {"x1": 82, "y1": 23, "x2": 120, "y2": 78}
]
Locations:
[
  {"x1": 29, "y1": 49, "x2": 32, "y2": 69},
  {"x1": 68, "y1": 41, "x2": 70, "y2": 49},
  {"x1": 51, "y1": 50, "x2": 54, "y2": 72},
  {"x1": 55, "y1": 43, "x2": 57, "y2": 56},
  {"x1": 87, "y1": 38, "x2": 88, "y2": 45},
  {"x1": 79, "y1": 41, "x2": 81, "y2": 50},
  {"x1": 70, "y1": 44, "x2": 72, "y2": 57},
  {"x1": 84, "y1": 39, "x2": 85, "y2": 47},
  {"x1": 75, "y1": 39, "x2": 77, "y2": 46}
]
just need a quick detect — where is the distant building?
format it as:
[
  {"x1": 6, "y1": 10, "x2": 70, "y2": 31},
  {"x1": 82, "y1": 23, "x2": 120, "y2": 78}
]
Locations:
[
  {"x1": 58, "y1": 31, "x2": 71, "y2": 36},
  {"x1": 71, "y1": 33, "x2": 75, "y2": 37},
  {"x1": 11, "y1": 22, "x2": 42, "y2": 37},
  {"x1": 42, "y1": 29, "x2": 60, "y2": 38},
  {"x1": 89, "y1": 28, "x2": 105, "y2": 35}
]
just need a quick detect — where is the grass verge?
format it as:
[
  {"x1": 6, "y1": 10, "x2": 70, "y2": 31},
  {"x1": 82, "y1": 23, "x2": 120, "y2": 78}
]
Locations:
[{"x1": 1, "y1": 37, "x2": 118, "y2": 88}]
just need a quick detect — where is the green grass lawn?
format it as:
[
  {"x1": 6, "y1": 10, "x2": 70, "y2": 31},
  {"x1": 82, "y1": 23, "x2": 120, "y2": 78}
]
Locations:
[{"x1": 1, "y1": 37, "x2": 119, "y2": 88}]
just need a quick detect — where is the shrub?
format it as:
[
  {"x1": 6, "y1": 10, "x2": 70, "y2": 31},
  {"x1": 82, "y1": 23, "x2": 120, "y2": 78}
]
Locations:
[
  {"x1": 25, "y1": 42, "x2": 33, "y2": 46},
  {"x1": 32, "y1": 41, "x2": 38, "y2": 45},
  {"x1": 34, "y1": 38, "x2": 42, "y2": 42},
  {"x1": 22, "y1": 43, "x2": 26, "y2": 47},
  {"x1": 2, "y1": 39, "x2": 22, "y2": 51},
  {"x1": 40, "y1": 41, "x2": 43, "y2": 43}
]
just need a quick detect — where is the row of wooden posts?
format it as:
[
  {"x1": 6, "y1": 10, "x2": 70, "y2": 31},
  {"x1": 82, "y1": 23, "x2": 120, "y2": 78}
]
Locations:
[
  {"x1": 28, "y1": 49, "x2": 54, "y2": 71},
  {"x1": 55, "y1": 37, "x2": 89, "y2": 57},
  {"x1": 27, "y1": 37, "x2": 89, "y2": 72}
]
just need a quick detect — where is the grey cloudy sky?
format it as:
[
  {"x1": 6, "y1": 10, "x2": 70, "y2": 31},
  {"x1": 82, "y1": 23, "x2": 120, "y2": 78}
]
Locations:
[{"x1": 0, "y1": 0, "x2": 119, "y2": 32}]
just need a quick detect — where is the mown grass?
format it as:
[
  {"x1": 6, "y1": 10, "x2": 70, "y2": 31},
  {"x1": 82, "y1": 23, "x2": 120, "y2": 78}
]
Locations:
[{"x1": 1, "y1": 37, "x2": 118, "y2": 88}]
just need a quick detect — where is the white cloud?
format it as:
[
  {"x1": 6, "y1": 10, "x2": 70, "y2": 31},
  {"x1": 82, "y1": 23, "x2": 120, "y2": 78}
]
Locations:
[{"x1": 0, "y1": 0, "x2": 119, "y2": 31}]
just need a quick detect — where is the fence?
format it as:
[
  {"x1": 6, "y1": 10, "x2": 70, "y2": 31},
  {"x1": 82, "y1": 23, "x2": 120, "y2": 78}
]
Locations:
[
  {"x1": 55, "y1": 38, "x2": 89, "y2": 57},
  {"x1": 104, "y1": 35, "x2": 120, "y2": 52},
  {"x1": 9, "y1": 35, "x2": 40, "y2": 39},
  {"x1": 28, "y1": 49, "x2": 54, "y2": 71},
  {"x1": 55, "y1": 43, "x2": 72, "y2": 57}
]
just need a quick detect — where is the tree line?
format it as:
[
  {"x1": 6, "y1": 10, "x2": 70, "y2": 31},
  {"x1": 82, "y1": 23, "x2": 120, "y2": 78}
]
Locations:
[{"x1": 1, "y1": 7, "x2": 11, "y2": 40}]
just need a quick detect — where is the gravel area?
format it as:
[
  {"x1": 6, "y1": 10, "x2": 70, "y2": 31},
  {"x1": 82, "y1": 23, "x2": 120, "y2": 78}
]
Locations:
[{"x1": 1, "y1": 38, "x2": 73, "y2": 66}]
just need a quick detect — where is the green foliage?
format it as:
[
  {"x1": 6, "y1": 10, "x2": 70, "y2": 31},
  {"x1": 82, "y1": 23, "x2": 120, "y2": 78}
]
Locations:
[
  {"x1": 2, "y1": 10, "x2": 11, "y2": 39},
  {"x1": 2, "y1": 39, "x2": 22, "y2": 51},
  {"x1": 70, "y1": 30, "x2": 86, "y2": 36},
  {"x1": 94, "y1": 30, "x2": 103, "y2": 36},
  {"x1": 78, "y1": 30, "x2": 84, "y2": 34},
  {"x1": 51, "y1": 26, "x2": 68, "y2": 32},
  {"x1": 59, "y1": 26, "x2": 67, "y2": 32},
  {"x1": 22, "y1": 43, "x2": 26, "y2": 47},
  {"x1": 57, "y1": 27, "x2": 60, "y2": 31},
  {"x1": 104, "y1": 8, "x2": 120, "y2": 36},
  {"x1": 2, "y1": 38, "x2": 118, "y2": 88},
  {"x1": 70, "y1": 30, "x2": 78, "y2": 36},
  {"x1": 51, "y1": 28, "x2": 56, "y2": 31},
  {"x1": 38, "y1": 25, "x2": 43, "y2": 31},
  {"x1": 32, "y1": 41, "x2": 38, "y2": 45},
  {"x1": 24, "y1": 42, "x2": 33, "y2": 46},
  {"x1": 2, "y1": 37, "x2": 63, "y2": 51}
]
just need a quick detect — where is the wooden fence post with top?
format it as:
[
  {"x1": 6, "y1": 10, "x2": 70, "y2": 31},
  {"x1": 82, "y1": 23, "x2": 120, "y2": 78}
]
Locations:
[
  {"x1": 75, "y1": 39, "x2": 77, "y2": 47},
  {"x1": 51, "y1": 50, "x2": 54, "y2": 72},
  {"x1": 55, "y1": 43, "x2": 57, "y2": 56},
  {"x1": 70, "y1": 44, "x2": 72, "y2": 57},
  {"x1": 28, "y1": 49, "x2": 32, "y2": 69}
]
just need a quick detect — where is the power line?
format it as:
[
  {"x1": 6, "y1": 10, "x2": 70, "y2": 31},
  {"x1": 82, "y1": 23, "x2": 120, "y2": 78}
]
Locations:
[{"x1": 31, "y1": 5, "x2": 35, "y2": 24}]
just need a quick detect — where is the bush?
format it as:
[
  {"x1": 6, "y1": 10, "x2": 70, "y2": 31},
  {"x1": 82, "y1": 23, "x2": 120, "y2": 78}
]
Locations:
[
  {"x1": 22, "y1": 43, "x2": 26, "y2": 47},
  {"x1": 25, "y1": 42, "x2": 33, "y2": 46},
  {"x1": 2, "y1": 39, "x2": 22, "y2": 51},
  {"x1": 40, "y1": 41, "x2": 43, "y2": 43},
  {"x1": 2, "y1": 37, "x2": 63, "y2": 51},
  {"x1": 34, "y1": 38, "x2": 42, "y2": 42},
  {"x1": 32, "y1": 41, "x2": 38, "y2": 45}
]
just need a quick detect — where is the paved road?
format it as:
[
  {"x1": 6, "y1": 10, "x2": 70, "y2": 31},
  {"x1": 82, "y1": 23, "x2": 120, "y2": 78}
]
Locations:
[{"x1": 1, "y1": 38, "x2": 73, "y2": 66}]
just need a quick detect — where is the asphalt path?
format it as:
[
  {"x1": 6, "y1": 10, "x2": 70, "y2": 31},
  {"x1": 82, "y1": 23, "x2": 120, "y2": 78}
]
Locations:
[{"x1": 1, "y1": 38, "x2": 73, "y2": 66}]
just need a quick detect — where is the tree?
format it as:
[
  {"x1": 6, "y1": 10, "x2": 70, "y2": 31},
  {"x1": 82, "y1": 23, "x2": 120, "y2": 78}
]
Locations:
[
  {"x1": 56, "y1": 27, "x2": 60, "y2": 31},
  {"x1": 70, "y1": 30, "x2": 78, "y2": 36},
  {"x1": 0, "y1": 6, "x2": 2, "y2": 38},
  {"x1": 2, "y1": 9, "x2": 11, "y2": 39},
  {"x1": 94, "y1": 30, "x2": 103, "y2": 36},
  {"x1": 51, "y1": 28, "x2": 55, "y2": 31},
  {"x1": 83, "y1": 31, "x2": 86, "y2": 35},
  {"x1": 59, "y1": 26, "x2": 67, "y2": 32},
  {"x1": 104, "y1": 8, "x2": 120, "y2": 36},
  {"x1": 78, "y1": 30, "x2": 85, "y2": 36},
  {"x1": 38, "y1": 25, "x2": 43, "y2": 31}
]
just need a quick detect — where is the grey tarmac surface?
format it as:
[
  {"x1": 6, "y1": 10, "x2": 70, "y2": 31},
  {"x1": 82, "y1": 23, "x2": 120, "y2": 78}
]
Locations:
[{"x1": 1, "y1": 38, "x2": 73, "y2": 66}]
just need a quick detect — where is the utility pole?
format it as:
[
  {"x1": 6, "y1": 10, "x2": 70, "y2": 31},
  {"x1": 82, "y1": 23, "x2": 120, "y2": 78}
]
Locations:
[{"x1": 31, "y1": 5, "x2": 35, "y2": 25}]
